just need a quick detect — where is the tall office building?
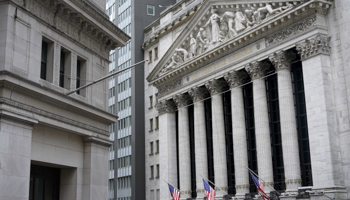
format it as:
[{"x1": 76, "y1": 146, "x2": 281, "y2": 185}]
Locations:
[{"x1": 105, "y1": 0, "x2": 175, "y2": 199}]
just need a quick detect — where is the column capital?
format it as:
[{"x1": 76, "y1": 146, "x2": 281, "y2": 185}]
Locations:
[
  {"x1": 269, "y1": 51, "x2": 294, "y2": 71},
  {"x1": 188, "y1": 86, "x2": 209, "y2": 102},
  {"x1": 204, "y1": 79, "x2": 228, "y2": 95},
  {"x1": 83, "y1": 136, "x2": 113, "y2": 147},
  {"x1": 173, "y1": 93, "x2": 192, "y2": 108},
  {"x1": 296, "y1": 34, "x2": 331, "y2": 60},
  {"x1": 223, "y1": 70, "x2": 248, "y2": 88},
  {"x1": 245, "y1": 61, "x2": 269, "y2": 80},
  {"x1": 156, "y1": 100, "x2": 176, "y2": 115}
]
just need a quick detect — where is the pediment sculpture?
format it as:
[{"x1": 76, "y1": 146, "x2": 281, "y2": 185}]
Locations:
[{"x1": 158, "y1": 2, "x2": 294, "y2": 76}]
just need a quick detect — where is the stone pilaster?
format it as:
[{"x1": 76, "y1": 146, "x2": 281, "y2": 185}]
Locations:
[
  {"x1": 173, "y1": 94, "x2": 192, "y2": 196},
  {"x1": 296, "y1": 36, "x2": 346, "y2": 197},
  {"x1": 0, "y1": 111, "x2": 38, "y2": 200},
  {"x1": 82, "y1": 136, "x2": 112, "y2": 200},
  {"x1": 245, "y1": 62, "x2": 274, "y2": 193},
  {"x1": 224, "y1": 71, "x2": 250, "y2": 197},
  {"x1": 205, "y1": 79, "x2": 229, "y2": 196},
  {"x1": 188, "y1": 86, "x2": 210, "y2": 198},
  {"x1": 269, "y1": 51, "x2": 301, "y2": 192},
  {"x1": 156, "y1": 100, "x2": 178, "y2": 200}
]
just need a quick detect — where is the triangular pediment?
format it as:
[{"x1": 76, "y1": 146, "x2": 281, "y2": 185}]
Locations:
[{"x1": 147, "y1": 0, "x2": 331, "y2": 85}]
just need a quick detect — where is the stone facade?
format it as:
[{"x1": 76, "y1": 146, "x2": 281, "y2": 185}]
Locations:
[
  {"x1": 0, "y1": 0, "x2": 129, "y2": 199},
  {"x1": 144, "y1": 0, "x2": 350, "y2": 200}
]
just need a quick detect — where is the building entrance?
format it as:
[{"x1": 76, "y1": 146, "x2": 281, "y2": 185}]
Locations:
[{"x1": 29, "y1": 164, "x2": 60, "y2": 200}]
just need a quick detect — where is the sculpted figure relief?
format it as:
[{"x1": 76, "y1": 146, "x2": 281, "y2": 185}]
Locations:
[{"x1": 158, "y1": 3, "x2": 294, "y2": 76}]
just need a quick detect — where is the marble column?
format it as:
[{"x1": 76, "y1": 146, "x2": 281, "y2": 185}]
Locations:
[
  {"x1": 173, "y1": 94, "x2": 192, "y2": 197},
  {"x1": 296, "y1": 35, "x2": 345, "y2": 196},
  {"x1": 188, "y1": 86, "x2": 210, "y2": 198},
  {"x1": 82, "y1": 136, "x2": 112, "y2": 200},
  {"x1": 205, "y1": 79, "x2": 228, "y2": 195},
  {"x1": 245, "y1": 62, "x2": 274, "y2": 193},
  {"x1": 156, "y1": 100, "x2": 178, "y2": 200},
  {"x1": 224, "y1": 71, "x2": 250, "y2": 197},
  {"x1": 269, "y1": 51, "x2": 301, "y2": 192},
  {"x1": 0, "y1": 111, "x2": 38, "y2": 200}
]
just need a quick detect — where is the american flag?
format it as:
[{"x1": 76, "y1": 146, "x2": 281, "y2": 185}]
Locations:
[
  {"x1": 168, "y1": 183, "x2": 180, "y2": 200},
  {"x1": 203, "y1": 179, "x2": 215, "y2": 200},
  {"x1": 249, "y1": 172, "x2": 270, "y2": 200}
]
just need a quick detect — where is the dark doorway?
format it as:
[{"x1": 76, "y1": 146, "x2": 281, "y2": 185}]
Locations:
[{"x1": 29, "y1": 164, "x2": 60, "y2": 200}]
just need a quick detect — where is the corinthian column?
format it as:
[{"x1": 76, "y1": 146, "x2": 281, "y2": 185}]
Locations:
[
  {"x1": 173, "y1": 93, "x2": 192, "y2": 197},
  {"x1": 224, "y1": 71, "x2": 250, "y2": 197},
  {"x1": 269, "y1": 51, "x2": 301, "y2": 192},
  {"x1": 245, "y1": 62, "x2": 274, "y2": 193},
  {"x1": 188, "y1": 86, "x2": 210, "y2": 198},
  {"x1": 156, "y1": 100, "x2": 178, "y2": 200},
  {"x1": 205, "y1": 79, "x2": 228, "y2": 195}
]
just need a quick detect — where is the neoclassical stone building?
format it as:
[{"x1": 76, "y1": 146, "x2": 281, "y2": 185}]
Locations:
[
  {"x1": 143, "y1": 0, "x2": 350, "y2": 199},
  {"x1": 0, "y1": 0, "x2": 129, "y2": 199}
]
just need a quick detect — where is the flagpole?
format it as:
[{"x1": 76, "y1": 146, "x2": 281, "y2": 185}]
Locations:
[
  {"x1": 163, "y1": 180, "x2": 192, "y2": 198},
  {"x1": 199, "y1": 174, "x2": 229, "y2": 195},
  {"x1": 244, "y1": 166, "x2": 281, "y2": 196}
]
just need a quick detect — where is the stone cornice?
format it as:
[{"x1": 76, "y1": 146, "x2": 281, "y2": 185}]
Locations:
[
  {"x1": 147, "y1": 0, "x2": 332, "y2": 87},
  {"x1": 83, "y1": 136, "x2": 112, "y2": 147},
  {"x1": 0, "y1": 97, "x2": 110, "y2": 136},
  {"x1": 8, "y1": 0, "x2": 129, "y2": 58},
  {"x1": 156, "y1": 100, "x2": 176, "y2": 115},
  {"x1": 296, "y1": 34, "x2": 331, "y2": 60},
  {"x1": 0, "y1": 71, "x2": 117, "y2": 124},
  {"x1": 0, "y1": 109, "x2": 38, "y2": 127}
]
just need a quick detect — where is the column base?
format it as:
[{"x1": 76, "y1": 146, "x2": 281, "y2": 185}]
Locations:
[{"x1": 307, "y1": 186, "x2": 347, "y2": 200}]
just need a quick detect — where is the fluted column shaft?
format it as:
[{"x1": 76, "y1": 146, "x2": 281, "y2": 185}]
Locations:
[
  {"x1": 189, "y1": 87, "x2": 209, "y2": 198},
  {"x1": 224, "y1": 71, "x2": 250, "y2": 197},
  {"x1": 246, "y1": 62, "x2": 274, "y2": 193},
  {"x1": 173, "y1": 94, "x2": 192, "y2": 196},
  {"x1": 205, "y1": 79, "x2": 228, "y2": 195},
  {"x1": 269, "y1": 51, "x2": 301, "y2": 191},
  {"x1": 156, "y1": 100, "x2": 178, "y2": 200}
]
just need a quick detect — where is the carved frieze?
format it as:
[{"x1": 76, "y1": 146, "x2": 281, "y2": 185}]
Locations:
[
  {"x1": 223, "y1": 70, "x2": 249, "y2": 88},
  {"x1": 156, "y1": 100, "x2": 177, "y2": 115},
  {"x1": 205, "y1": 79, "x2": 228, "y2": 95},
  {"x1": 158, "y1": 2, "x2": 294, "y2": 76},
  {"x1": 296, "y1": 34, "x2": 331, "y2": 60},
  {"x1": 269, "y1": 51, "x2": 292, "y2": 71},
  {"x1": 173, "y1": 93, "x2": 192, "y2": 108},
  {"x1": 266, "y1": 15, "x2": 317, "y2": 47},
  {"x1": 157, "y1": 79, "x2": 182, "y2": 98},
  {"x1": 245, "y1": 61, "x2": 269, "y2": 80},
  {"x1": 188, "y1": 86, "x2": 209, "y2": 102}
]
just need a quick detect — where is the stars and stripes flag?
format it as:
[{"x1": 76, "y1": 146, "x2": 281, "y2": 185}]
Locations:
[
  {"x1": 203, "y1": 179, "x2": 215, "y2": 200},
  {"x1": 168, "y1": 183, "x2": 180, "y2": 200},
  {"x1": 249, "y1": 172, "x2": 270, "y2": 200}
]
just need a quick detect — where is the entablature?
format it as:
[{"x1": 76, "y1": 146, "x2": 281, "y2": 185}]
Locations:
[{"x1": 147, "y1": 0, "x2": 332, "y2": 94}]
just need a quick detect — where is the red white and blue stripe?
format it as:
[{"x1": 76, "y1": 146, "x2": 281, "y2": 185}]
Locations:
[
  {"x1": 250, "y1": 172, "x2": 270, "y2": 200},
  {"x1": 203, "y1": 179, "x2": 215, "y2": 200},
  {"x1": 168, "y1": 183, "x2": 180, "y2": 200}
]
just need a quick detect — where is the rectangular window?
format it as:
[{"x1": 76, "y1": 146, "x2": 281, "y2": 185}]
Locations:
[
  {"x1": 40, "y1": 38, "x2": 54, "y2": 82},
  {"x1": 149, "y1": 50, "x2": 152, "y2": 62},
  {"x1": 147, "y1": 5, "x2": 155, "y2": 16},
  {"x1": 156, "y1": 140, "x2": 159, "y2": 154},
  {"x1": 156, "y1": 164, "x2": 159, "y2": 178},
  {"x1": 149, "y1": 118, "x2": 153, "y2": 131},
  {"x1": 154, "y1": 47, "x2": 158, "y2": 60},
  {"x1": 59, "y1": 51, "x2": 65, "y2": 87},
  {"x1": 76, "y1": 57, "x2": 86, "y2": 96},
  {"x1": 149, "y1": 96, "x2": 153, "y2": 108},
  {"x1": 150, "y1": 166, "x2": 154, "y2": 179},
  {"x1": 41, "y1": 41, "x2": 48, "y2": 80},
  {"x1": 155, "y1": 116, "x2": 159, "y2": 130},
  {"x1": 150, "y1": 142, "x2": 153, "y2": 155}
]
